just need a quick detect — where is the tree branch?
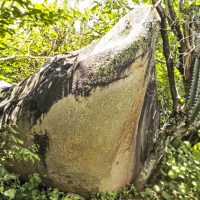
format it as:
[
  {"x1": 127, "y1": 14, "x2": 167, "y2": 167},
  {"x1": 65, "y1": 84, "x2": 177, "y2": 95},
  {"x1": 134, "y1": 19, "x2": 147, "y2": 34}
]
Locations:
[
  {"x1": 166, "y1": 0, "x2": 184, "y2": 75},
  {"x1": 0, "y1": 55, "x2": 51, "y2": 61},
  {"x1": 0, "y1": 0, "x2": 6, "y2": 10},
  {"x1": 152, "y1": 0, "x2": 180, "y2": 111},
  {"x1": 182, "y1": 22, "x2": 193, "y2": 90},
  {"x1": 14, "y1": 30, "x2": 32, "y2": 56},
  {"x1": 179, "y1": 0, "x2": 184, "y2": 12}
]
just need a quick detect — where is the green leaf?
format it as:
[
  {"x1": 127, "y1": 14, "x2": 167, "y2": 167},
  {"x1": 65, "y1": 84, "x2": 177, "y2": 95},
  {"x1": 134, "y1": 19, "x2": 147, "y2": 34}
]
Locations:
[
  {"x1": 162, "y1": 191, "x2": 172, "y2": 200},
  {"x1": 153, "y1": 185, "x2": 161, "y2": 192},
  {"x1": 4, "y1": 189, "x2": 16, "y2": 199},
  {"x1": 144, "y1": 187, "x2": 154, "y2": 196},
  {"x1": 0, "y1": 186, "x2": 4, "y2": 193},
  {"x1": 12, "y1": 6, "x2": 22, "y2": 17},
  {"x1": 168, "y1": 170, "x2": 178, "y2": 179}
]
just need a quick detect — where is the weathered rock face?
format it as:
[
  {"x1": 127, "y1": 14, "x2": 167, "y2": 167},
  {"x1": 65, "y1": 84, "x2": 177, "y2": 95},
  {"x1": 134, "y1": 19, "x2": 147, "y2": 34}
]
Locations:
[{"x1": 0, "y1": 5, "x2": 160, "y2": 195}]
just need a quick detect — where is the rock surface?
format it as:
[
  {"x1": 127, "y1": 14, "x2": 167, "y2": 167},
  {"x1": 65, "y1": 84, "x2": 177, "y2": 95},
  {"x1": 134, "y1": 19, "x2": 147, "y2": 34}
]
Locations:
[{"x1": 0, "y1": 5, "x2": 160, "y2": 195}]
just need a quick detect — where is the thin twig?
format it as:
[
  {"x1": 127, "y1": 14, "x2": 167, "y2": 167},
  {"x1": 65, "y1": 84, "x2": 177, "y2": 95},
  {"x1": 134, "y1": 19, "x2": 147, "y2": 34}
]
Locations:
[
  {"x1": 14, "y1": 30, "x2": 32, "y2": 56},
  {"x1": 0, "y1": 55, "x2": 51, "y2": 61}
]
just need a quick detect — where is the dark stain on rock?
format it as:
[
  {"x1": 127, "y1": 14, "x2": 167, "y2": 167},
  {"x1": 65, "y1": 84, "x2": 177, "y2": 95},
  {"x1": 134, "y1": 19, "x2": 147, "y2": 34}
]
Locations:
[
  {"x1": 34, "y1": 132, "x2": 49, "y2": 168},
  {"x1": 68, "y1": 180, "x2": 73, "y2": 184},
  {"x1": 29, "y1": 100, "x2": 38, "y2": 111},
  {"x1": 133, "y1": 66, "x2": 159, "y2": 179}
]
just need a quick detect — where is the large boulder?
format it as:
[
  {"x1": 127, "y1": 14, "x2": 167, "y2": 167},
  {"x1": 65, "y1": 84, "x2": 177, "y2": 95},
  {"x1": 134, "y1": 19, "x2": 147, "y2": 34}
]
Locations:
[{"x1": 0, "y1": 5, "x2": 160, "y2": 195}]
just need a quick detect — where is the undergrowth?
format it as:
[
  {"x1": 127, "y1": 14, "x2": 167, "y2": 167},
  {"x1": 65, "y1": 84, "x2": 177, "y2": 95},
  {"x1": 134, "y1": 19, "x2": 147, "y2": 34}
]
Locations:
[{"x1": 1, "y1": 125, "x2": 200, "y2": 200}]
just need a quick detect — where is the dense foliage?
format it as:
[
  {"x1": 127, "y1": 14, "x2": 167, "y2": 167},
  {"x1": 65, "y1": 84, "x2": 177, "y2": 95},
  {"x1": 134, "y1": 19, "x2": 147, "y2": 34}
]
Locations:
[
  {"x1": 0, "y1": 0, "x2": 200, "y2": 199},
  {"x1": 0, "y1": 0, "x2": 130, "y2": 82}
]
